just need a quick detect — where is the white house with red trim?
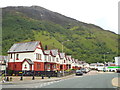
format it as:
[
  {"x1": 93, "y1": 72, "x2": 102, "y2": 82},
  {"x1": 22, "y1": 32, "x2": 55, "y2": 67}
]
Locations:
[
  {"x1": 59, "y1": 53, "x2": 67, "y2": 70},
  {"x1": 66, "y1": 55, "x2": 72, "y2": 69},
  {"x1": 7, "y1": 41, "x2": 45, "y2": 71},
  {"x1": 50, "y1": 49, "x2": 60, "y2": 71},
  {"x1": 71, "y1": 58, "x2": 76, "y2": 69},
  {"x1": 44, "y1": 49, "x2": 61, "y2": 71}
]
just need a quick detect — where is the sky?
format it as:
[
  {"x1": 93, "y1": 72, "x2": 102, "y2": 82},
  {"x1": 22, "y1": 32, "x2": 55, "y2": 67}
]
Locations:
[{"x1": 0, "y1": 0, "x2": 119, "y2": 34}]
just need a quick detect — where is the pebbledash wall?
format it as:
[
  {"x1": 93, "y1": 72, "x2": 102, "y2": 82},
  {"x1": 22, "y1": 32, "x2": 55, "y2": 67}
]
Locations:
[{"x1": 8, "y1": 44, "x2": 45, "y2": 71}]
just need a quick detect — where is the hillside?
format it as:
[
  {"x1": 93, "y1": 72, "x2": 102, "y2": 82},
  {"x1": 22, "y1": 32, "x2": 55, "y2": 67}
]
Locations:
[{"x1": 2, "y1": 6, "x2": 118, "y2": 63}]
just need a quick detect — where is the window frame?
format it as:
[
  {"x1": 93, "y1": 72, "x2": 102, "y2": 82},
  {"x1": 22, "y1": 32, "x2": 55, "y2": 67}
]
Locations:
[{"x1": 16, "y1": 54, "x2": 19, "y2": 60}]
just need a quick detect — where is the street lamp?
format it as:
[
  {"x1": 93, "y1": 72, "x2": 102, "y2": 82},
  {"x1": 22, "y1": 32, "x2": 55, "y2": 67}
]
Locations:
[{"x1": 62, "y1": 40, "x2": 70, "y2": 76}]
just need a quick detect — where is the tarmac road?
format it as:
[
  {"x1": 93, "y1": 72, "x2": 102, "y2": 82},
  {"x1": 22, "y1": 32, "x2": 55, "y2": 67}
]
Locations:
[{"x1": 43, "y1": 73, "x2": 119, "y2": 88}]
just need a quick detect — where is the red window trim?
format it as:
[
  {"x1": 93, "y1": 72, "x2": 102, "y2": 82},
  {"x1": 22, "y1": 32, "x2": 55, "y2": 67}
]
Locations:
[{"x1": 16, "y1": 58, "x2": 19, "y2": 60}]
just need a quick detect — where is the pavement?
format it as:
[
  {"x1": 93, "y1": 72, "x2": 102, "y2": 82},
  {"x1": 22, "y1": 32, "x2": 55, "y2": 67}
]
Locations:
[
  {"x1": 0, "y1": 70, "x2": 98, "y2": 84},
  {"x1": 112, "y1": 77, "x2": 120, "y2": 87},
  {"x1": 0, "y1": 74, "x2": 76, "y2": 85}
]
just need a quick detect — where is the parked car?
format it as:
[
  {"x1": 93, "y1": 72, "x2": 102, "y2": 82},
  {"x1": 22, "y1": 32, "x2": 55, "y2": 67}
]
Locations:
[
  {"x1": 80, "y1": 68, "x2": 88, "y2": 73},
  {"x1": 75, "y1": 70, "x2": 83, "y2": 76},
  {"x1": 116, "y1": 69, "x2": 120, "y2": 73}
]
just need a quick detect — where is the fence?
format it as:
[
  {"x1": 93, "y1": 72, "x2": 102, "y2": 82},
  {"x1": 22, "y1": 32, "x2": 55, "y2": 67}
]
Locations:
[{"x1": 6, "y1": 70, "x2": 76, "y2": 77}]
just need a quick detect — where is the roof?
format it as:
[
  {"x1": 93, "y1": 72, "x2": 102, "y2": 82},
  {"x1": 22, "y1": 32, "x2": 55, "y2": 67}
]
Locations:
[
  {"x1": 59, "y1": 53, "x2": 65, "y2": 59},
  {"x1": 50, "y1": 49, "x2": 59, "y2": 56},
  {"x1": 0, "y1": 56, "x2": 8, "y2": 63},
  {"x1": 97, "y1": 63, "x2": 104, "y2": 65},
  {"x1": 66, "y1": 55, "x2": 72, "y2": 60},
  {"x1": 44, "y1": 50, "x2": 51, "y2": 55},
  {"x1": 90, "y1": 63, "x2": 97, "y2": 65},
  {"x1": 23, "y1": 58, "x2": 34, "y2": 64},
  {"x1": 8, "y1": 41, "x2": 40, "y2": 53},
  {"x1": 75, "y1": 59, "x2": 78, "y2": 63}
]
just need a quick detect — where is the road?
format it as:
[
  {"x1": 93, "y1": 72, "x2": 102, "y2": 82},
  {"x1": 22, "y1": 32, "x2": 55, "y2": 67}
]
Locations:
[
  {"x1": 1, "y1": 71, "x2": 119, "y2": 88},
  {"x1": 43, "y1": 73, "x2": 119, "y2": 88}
]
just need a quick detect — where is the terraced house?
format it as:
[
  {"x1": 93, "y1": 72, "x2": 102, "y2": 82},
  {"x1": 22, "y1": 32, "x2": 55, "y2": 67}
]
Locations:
[
  {"x1": 7, "y1": 41, "x2": 83, "y2": 73},
  {"x1": 44, "y1": 49, "x2": 60, "y2": 71}
]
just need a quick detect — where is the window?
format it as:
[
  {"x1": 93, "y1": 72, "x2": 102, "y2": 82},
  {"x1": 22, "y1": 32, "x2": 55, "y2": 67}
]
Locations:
[
  {"x1": 56, "y1": 58, "x2": 59, "y2": 62},
  {"x1": 24, "y1": 64, "x2": 27, "y2": 69},
  {"x1": 53, "y1": 57, "x2": 55, "y2": 61},
  {"x1": 10, "y1": 54, "x2": 12, "y2": 59},
  {"x1": 37, "y1": 63, "x2": 40, "y2": 69},
  {"x1": 53, "y1": 64, "x2": 56, "y2": 69},
  {"x1": 16, "y1": 54, "x2": 19, "y2": 60},
  {"x1": 36, "y1": 53, "x2": 42, "y2": 60},
  {"x1": 44, "y1": 55, "x2": 47, "y2": 61},
  {"x1": 49, "y1": 56, "x2": 51, "y2": 61},
  {"x1": 48, "y1": 64, "x2": 50, "y2": 69}
]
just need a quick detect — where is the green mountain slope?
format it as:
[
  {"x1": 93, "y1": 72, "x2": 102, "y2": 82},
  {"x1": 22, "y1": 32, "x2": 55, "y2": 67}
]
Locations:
[{"x1": 2, "y1": 6, "x2": 118, "y2": 63}]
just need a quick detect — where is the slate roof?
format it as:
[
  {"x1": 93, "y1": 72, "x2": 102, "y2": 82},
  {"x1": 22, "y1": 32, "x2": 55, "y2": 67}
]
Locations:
[
  {"x1": 78, "y1": 61, "x2": 84, "y2": 64},
  {"x1": 50, "y1": 49, "x2": 59, "y2": 56},
  {"x1": 44, "y1": 50, "x2": 50, "y2": 55},
  {"x1": 66, "y1": 55, "x2": 72, "y2": 60},
  {"x1": 59, "y1": 53, "x2": 65, "y2": 59},
  {"x1": 90, "y1": 63, "x2": 97, "y2": 65},
  {"x1": 75, "y1": 59, "x2": 78, "y2": 63},
  {"x1": 8, "y1": 41, "x2": 40, "y2": 53},
  {"x1": 24, "y1": 58, "x2": 34, "y2": 64}
]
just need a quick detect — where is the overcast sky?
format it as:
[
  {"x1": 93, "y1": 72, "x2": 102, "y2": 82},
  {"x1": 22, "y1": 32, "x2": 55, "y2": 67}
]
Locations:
[{"x1": 0, "y1": 0, "x2": 119, "y2": 34}]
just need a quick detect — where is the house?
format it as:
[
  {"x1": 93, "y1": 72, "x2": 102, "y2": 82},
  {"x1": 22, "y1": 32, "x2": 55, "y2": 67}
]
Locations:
[
  {"x1": 66, "y1": 55, "x2": 72, "y2": 69},
  {"x1": 106, "y1": 62, "x2": 116, "y2": 66},
  {"x1": 78, "y1": 61, "x2": 84, "y2": 68},
  {"x1": 44, "y1": 50, "x2": 60, "y2": 71},
  {"x1": 0, "y1": 56, "x2": 8, "y2": 71},
  {"x1": 115, "y1": 57, "x2": 120, "y2": 66},
  {"x1": 44, "y1": 50, "x2": 52, "y2": 71},
  {"x1": 50, "y1": 49, "x2": 60, "y2": 71},
  {"x1": 59, "y1": 53, "x2": 67, "y2": 71},
  {"x1": 89, "y1": 63, "x2": 97, "y2": 70},
  {"x1": 75, "y1": 59, "x2": 80, "y2": 69},
  {"x1": 7, "y1": 41, "x2": 45, "y2": 72},
  {"x1": 77, "y1": 61, "x2": 83, "y2": 69},
  {"x1": 71, "y1": 58, "x2": 76, "y2": 69}
]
